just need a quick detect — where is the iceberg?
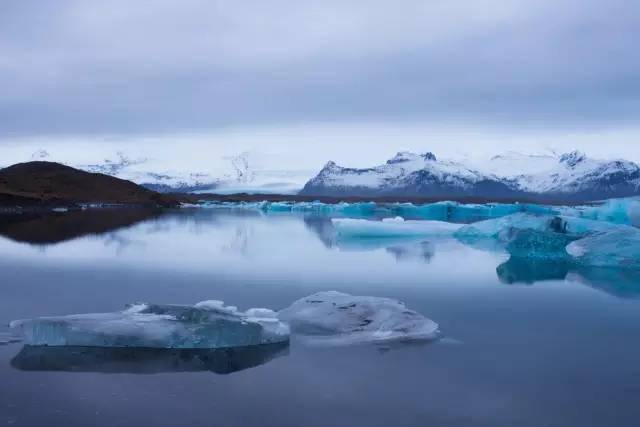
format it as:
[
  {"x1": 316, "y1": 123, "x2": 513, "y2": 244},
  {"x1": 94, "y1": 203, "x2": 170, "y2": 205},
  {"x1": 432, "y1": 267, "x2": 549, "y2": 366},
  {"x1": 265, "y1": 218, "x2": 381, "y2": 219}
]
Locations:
[
  {"x1": 566, "y1": 228, "x2": 640, "y2": 269},
  {"x1": 11, "y1": 342, "x2": 288, "y2": 374},
  {"x1": 562, "y1": 197, "x2": 640, "y2": 226},
  {"x1": 389, "y1": 201, "x2": 557, "y2": 222},
  {"x1": 455, "y1": 213, "x2": 620, "y2": 241},
  {"x1": 503, "y1": 228, "x2": 577, "y2": 260},
  {"x1": 278, "y1": 291, "x2": 440, "y2": 345},
  {"x1": 10, "y1": 301, "x2": 289, "y2": 349},
  {"x1": 332, "y1": 217, "x2": 462, "y2": 238}
]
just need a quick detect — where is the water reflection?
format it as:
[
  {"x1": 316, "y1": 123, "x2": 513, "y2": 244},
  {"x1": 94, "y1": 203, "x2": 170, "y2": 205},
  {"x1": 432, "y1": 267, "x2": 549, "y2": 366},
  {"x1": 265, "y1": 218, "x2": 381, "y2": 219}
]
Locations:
[
  {"x1": 11, "y1": 342, "x2": 288, "y2": 375},
  {"x1": 0, "y1": 208, "x2": 161, "y2": 245},
  {"x1": 497, "y1": 257, "x2": 640, "y2": 299}
]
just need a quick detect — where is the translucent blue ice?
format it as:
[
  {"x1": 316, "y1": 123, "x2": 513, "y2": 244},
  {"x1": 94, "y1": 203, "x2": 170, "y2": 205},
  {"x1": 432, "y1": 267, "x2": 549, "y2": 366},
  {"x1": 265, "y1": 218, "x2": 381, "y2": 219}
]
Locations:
[
  {"x1": 560, "y1": 197, "x2": 640, "y2": 226},
  {"x1": 332, "y1": 217, "x2": 463, "y2": 238},
  {"x1": 454, "y1": 213, "x2": 620, "y2": 241},
  {"x1": 566, "y1": 228, "x2": 640, "y2": 269}
]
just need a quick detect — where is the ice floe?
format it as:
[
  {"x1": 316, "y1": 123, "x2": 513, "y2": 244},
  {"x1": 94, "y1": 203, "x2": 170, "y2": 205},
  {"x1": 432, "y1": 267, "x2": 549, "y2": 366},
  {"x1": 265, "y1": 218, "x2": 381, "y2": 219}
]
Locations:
[
  {"x1": 10, "y1": 302, "x2": 289, "y2": 349},
  {"x1": 332, "y1": 217, "x2": 462, "y2": 238},
  {"x1": 278, "y1": 291, "x2": 440, "y2": 346}
]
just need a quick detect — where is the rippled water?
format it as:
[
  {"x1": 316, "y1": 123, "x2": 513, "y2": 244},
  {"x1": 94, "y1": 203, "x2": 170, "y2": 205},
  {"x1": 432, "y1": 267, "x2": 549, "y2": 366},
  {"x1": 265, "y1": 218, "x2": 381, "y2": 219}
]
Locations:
[{"x1": 1, "y1": 208, "x2": 639, "y2": 426}]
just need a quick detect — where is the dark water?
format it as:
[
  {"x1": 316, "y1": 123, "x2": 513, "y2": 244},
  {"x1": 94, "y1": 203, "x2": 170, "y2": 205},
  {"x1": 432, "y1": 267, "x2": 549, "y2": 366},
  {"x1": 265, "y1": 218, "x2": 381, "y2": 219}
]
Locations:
[{"x1": 1, "y1": 208, "x2": 639, "y2": 426}]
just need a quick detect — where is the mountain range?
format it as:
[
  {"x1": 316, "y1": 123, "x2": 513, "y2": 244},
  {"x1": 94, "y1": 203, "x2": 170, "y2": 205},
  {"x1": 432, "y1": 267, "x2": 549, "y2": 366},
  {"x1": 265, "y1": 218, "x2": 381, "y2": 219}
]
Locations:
[
  {"x1": 5, "y1": 149, "x2": 640, "y2": 202},
  {"x1": 300, "y1": 151, "x2": 640, "y2": 201}
]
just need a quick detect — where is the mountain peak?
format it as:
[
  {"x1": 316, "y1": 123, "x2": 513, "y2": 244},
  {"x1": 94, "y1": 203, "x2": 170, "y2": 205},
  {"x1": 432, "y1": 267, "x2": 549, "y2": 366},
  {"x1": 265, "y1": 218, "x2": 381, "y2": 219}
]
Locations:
[
  {"x1": 559, "y1": 150, "x2": 587, "y2": 167},
  {"x1": 386, "y1": 151, "x2": 437, "y2": 165}
]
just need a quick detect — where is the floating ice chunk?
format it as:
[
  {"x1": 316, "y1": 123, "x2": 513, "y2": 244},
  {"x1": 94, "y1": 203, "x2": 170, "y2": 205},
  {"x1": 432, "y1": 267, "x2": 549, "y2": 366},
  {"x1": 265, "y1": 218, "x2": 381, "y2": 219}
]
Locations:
[
  {"x1": 0, "y1": 331, "x2": 21, "y2": 345},
  {"x1": 332, "y1": 217, "x2": 462, "y2": 238},
  {"x1": 566, "y1": 228, "x2": 640, "y2": 269},
  {"x1": 10, "y1": 302, "x2": 289, "y2": 349},
  {"x1": 278, "y1": 291, "x2": 440, "y2": 346},
  {"x1": 455, "y1": 213, "x2": 620, "y2": 241}
]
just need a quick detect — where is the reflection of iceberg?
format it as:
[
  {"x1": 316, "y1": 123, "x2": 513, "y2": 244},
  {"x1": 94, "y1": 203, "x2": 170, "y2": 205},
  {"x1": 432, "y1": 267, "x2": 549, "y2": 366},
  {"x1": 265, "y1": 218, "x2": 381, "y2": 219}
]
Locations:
[
  {"x1": 496, "y1": 257, "x2": 570, "y2": 284},
  {"x1": 496, "y1": 257, "x2": 640, "y2": 298},
  {"x1": 11, "y1": 342, "x2": 288, "y2": 374},
  {"x1": 10, "y1": 302, "x2": 289, "y2": 349},
  {"x1": 568, "y1": 268, "x2": 640, "y2": 299},
  {"x1": 385, "y1": 241, "x2": 435, "y2": 263},
  {"x1": 332, "y1": 217, "x2": 462, "y2": 238},
  {"x1": 567, "y1": 229, "x2": 640, "y2": 269},
  {"x1": 278, "y1": 291, "x2": 439, "y2": 346}
]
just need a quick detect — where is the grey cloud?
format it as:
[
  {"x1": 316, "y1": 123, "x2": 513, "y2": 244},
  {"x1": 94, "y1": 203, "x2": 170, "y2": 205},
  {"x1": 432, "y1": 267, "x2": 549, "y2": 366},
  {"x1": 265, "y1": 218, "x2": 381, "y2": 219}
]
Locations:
[{"x1": 0, "y1": 0, "x2": 639, "y2": 137}]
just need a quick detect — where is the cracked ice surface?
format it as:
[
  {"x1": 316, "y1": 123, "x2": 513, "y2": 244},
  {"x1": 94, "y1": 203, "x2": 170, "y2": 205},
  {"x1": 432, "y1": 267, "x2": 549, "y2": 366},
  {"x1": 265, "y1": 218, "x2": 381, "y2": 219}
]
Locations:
[
  {"x1": 278, "y1": 291, "x2": 440, "y2": 346},
  {"x1": 10, "y1": 302, "x2": 289, "y2": 349}
]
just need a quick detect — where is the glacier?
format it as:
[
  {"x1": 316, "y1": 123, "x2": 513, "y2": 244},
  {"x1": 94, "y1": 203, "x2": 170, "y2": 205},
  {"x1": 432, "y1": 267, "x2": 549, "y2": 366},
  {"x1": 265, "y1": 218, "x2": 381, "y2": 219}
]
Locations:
[
  {"x1": 278, "y1": 291, "x2": 440, "y2": 346},
  {"x1": 10, "y1": 301, "x2": 289, "y2": 349},
  {"x1": 332, "y1": 217, "x2": 462, "y2": 238}
]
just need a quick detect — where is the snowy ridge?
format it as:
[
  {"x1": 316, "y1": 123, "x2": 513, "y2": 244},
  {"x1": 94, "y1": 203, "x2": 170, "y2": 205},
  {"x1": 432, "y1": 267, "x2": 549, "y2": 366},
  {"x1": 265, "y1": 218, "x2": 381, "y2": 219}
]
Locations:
[{"x1": 302, "y1": 150, "x2": 640, "y2": 201}]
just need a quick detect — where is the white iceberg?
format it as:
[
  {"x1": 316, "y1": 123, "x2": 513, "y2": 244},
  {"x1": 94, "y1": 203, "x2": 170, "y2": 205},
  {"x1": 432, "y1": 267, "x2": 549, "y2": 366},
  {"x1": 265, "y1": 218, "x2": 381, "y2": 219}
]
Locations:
[
  {"x1": 566, "y1": 229, "x2": 640, "y2": 269},
  {"x1": 10, "y1": 302, "x2": 289, "y2": 349},
  {"x1": 332, "y1": 217, "x2": 462, "y2": 238},
  {"x1": 278, "y1": 291, "x2": 440, "y2": 346}
]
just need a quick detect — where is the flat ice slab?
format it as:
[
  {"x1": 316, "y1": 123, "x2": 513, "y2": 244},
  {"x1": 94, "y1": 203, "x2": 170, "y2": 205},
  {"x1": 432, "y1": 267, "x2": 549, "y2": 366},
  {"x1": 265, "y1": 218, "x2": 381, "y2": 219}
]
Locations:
[
  {"x1": 278, "y1": 291, "x2": 440, "y2": 346},
  {"x1": 332, "y1": 217, "x2": 462, "y2": 238},
  {"x1": 10, "y1": 302, "x2": 289, "y2": 349}
]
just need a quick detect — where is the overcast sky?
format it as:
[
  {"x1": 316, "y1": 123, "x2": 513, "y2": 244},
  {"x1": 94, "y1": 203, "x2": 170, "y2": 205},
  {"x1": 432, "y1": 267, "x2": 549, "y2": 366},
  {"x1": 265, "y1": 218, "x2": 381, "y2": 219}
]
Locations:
[{"x1": 1, "y1": 0, "x2": 639, "y2": 168}]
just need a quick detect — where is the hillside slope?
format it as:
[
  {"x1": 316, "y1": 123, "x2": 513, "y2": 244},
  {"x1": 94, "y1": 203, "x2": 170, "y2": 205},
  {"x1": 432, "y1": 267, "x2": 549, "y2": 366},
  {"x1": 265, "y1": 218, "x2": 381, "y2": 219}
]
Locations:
[{"x1": 0, "y1": 162, "x2": 178, "y2": 207}]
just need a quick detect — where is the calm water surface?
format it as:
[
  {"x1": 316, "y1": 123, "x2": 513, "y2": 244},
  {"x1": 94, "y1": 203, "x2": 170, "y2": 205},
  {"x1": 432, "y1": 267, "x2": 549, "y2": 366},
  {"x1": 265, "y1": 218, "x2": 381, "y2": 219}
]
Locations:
[{"x1": 1, "y1": 208, "x2": 639, "y2": 426}]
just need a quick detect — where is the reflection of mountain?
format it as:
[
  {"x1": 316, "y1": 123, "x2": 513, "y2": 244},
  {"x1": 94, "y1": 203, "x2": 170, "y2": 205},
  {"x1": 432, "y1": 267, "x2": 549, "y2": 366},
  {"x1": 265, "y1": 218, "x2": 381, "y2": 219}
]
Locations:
[
  {"x1": 302, "y1": 216, "x2": 336, "y2": 248},
  {"x1": 11, "y1": 343, "x2": 288, "y2": 375},
  {"x1": 0, "y1": 208, "x2": 161, "y2": 245},
  {"x1": 497, "y1": 257, "x2": 640, "y2": 299}
]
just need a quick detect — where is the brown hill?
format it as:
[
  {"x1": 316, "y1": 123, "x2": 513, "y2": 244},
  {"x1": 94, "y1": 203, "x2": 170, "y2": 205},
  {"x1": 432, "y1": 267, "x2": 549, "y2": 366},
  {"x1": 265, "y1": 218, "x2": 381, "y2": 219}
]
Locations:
[{"x1": 0, "y1": 161, "x2": 178, "y2": 207}]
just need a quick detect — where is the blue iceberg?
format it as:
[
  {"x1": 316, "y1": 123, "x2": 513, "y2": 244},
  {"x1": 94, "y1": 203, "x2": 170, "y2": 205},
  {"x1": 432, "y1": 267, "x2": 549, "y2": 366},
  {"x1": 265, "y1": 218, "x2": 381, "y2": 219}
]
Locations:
[
  {"x1": 332, "y1": 217, "x2": 462, "y2": 238},
  {"x1": 562, "y1": 197, "x2": 640, "y2": 226},
  {"x1": 455, "y1": 213, "x2": 620, "y2": 241},
  {"x1": 10, "y1": 301, "x2": 290, "y2": 349},
  {"x1": 566, "y1": 228, "x2": 640, "y2": 269}
]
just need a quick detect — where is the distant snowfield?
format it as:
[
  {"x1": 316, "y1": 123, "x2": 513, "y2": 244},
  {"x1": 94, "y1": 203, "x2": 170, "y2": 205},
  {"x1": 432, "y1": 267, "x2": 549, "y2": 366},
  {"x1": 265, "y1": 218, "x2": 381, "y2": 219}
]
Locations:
[{"x1": 1, "y1": 137, "x2": 639, "y2": 196}]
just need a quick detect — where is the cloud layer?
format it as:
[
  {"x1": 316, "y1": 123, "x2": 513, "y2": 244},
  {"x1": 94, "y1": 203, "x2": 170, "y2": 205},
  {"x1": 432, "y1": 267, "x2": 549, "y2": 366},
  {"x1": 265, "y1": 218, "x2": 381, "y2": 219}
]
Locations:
[{"x1": 2, "y1": 0, "x2": 639, "y2": 137}]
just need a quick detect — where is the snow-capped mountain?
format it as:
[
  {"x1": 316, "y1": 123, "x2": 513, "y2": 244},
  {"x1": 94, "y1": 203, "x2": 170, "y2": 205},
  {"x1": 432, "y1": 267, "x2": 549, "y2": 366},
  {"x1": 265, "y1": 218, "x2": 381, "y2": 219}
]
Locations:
[
  {"x1": 15, "y1": 150, "x2": 312, "y2": 194},
  {"x1": 301, "y1": 151, "x2": 640, "y2": 201},
  {"x1": 301, "y1": 151, "x2": 517, "y2": 198}
]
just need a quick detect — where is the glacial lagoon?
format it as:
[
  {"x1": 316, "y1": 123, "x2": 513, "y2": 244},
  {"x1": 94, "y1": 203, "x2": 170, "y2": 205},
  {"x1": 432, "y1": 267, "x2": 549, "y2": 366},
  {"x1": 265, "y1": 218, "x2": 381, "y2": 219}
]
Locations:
[{"x1": 1, "y1": 205, "x2": 640, "y2": 426}]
